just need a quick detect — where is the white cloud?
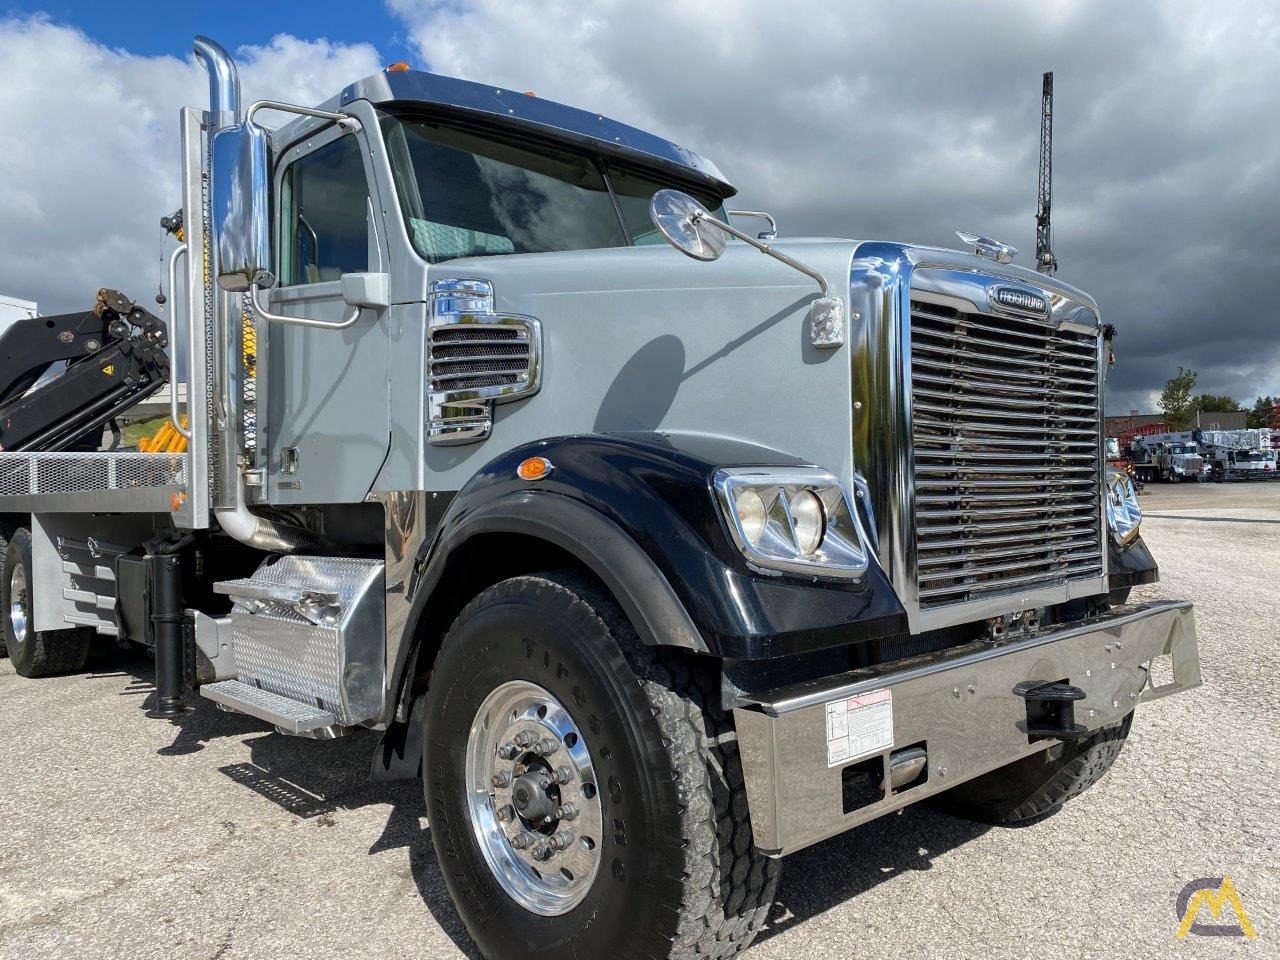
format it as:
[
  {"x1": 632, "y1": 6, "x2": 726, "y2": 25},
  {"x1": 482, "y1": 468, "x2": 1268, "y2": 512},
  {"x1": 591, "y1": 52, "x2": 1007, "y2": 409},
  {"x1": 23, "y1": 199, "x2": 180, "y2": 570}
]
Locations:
[{"x1": 0, "y1": 17, "x2": 382, "y2": 317}]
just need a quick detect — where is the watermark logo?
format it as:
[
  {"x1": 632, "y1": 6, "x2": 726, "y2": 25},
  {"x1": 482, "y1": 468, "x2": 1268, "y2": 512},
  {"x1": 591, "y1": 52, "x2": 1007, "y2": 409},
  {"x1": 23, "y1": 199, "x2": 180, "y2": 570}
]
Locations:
[{"x1": 1175, "y1": 877, "x2": 1256, "y2": 939}]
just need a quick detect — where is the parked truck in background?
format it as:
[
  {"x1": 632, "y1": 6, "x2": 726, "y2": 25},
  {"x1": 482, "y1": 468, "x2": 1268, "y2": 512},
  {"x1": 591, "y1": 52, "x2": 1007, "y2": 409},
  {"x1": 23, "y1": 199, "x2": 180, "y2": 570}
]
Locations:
[
  {"x1": 0, "y1": 37, "x2": 1201, "y2": 960},
  {"x1": 1197, "y1": 428, "x2": 1276, "y2": 481},
  {"x1": 1128, "y1": 432, "x2": 1206, "y2": 483}
]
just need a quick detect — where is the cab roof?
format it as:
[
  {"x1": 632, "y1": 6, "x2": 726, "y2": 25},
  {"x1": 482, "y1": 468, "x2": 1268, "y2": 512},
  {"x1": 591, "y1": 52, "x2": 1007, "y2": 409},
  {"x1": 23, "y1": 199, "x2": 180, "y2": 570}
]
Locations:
[{"x1": 335, "y1": 68, "x2": 736, "y2": 199}]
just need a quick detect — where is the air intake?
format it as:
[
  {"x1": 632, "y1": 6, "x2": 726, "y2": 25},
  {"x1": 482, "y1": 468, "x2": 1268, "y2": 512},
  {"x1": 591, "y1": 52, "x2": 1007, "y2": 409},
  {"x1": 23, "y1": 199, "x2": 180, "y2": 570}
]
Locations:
[{"x1": 427, "y1": 279, "x2": 542, "y2": 445}]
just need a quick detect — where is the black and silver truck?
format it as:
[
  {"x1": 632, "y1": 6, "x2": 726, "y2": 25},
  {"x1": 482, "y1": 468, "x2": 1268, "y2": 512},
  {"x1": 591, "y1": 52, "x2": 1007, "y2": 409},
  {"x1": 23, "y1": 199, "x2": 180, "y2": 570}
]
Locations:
[{"x1": 0, "y1": 36, "x2": 1200, "y2": 960}]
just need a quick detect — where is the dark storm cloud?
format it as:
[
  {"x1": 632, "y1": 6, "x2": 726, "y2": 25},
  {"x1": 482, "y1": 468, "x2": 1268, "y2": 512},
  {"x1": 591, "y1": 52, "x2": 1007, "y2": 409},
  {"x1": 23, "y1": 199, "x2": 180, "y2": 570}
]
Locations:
[{"x1": 399, "y1": 0, "x2": 1280, "y2": 411}]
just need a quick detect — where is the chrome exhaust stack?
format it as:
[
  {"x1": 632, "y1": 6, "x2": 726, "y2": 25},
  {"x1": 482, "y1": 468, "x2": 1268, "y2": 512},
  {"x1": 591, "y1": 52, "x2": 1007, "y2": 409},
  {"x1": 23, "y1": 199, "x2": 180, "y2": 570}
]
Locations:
[
  {"x1": 193, "y1": 35, "x2": 323, "y2": 553},
  {"x1": 192, "y1": 36, "x2": 241, "y2": 130}
]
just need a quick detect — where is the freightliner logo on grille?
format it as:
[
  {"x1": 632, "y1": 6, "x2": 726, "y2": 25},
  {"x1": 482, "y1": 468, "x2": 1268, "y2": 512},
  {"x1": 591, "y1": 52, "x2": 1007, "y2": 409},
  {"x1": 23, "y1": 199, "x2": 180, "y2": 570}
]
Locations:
[{"x1": 989, "y1": 285, "x2": 1048, "y2": 317}]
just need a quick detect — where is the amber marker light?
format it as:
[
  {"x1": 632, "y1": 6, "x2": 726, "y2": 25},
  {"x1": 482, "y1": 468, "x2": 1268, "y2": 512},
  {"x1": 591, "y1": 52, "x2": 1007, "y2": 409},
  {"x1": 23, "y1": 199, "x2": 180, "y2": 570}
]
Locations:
[
  {"x1": 517, "y1": 456, "x2": 553, "y2": 481},
  {"x1": 386, "y1": 61, "x2": 411, "y2": 72}
]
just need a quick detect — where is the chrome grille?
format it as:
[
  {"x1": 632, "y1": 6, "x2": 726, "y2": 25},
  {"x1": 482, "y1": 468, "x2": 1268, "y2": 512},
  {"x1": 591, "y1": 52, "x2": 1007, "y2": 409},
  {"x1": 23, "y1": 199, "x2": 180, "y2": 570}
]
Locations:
[{"x1": 908, "y1": 298, "x2": 1103, "y2": 610}]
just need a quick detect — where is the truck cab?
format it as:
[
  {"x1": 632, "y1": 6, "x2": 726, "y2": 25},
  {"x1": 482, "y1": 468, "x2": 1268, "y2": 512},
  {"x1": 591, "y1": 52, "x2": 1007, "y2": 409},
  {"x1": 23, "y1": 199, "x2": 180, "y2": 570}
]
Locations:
[{"x1": 0, "y1": 36, "x2": 1201, "y2": 960}]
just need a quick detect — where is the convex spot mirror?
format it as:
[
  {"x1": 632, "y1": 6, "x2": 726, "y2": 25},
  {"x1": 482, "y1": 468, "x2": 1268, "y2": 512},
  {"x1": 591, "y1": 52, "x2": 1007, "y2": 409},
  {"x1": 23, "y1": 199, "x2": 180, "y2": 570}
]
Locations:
[
  {"x1": 211, "y1": 121, "x2": 275, "y2": 293},
  {"x1": 649, "y1": 189, "x2": 726, "y2": 262}
]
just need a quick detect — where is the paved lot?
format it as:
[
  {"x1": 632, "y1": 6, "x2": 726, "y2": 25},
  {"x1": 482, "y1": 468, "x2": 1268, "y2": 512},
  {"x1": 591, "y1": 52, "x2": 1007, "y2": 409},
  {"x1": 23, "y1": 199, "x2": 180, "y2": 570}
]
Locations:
[{"x1": 1, "y1": 481, "x2": 1277, "y2": 959}]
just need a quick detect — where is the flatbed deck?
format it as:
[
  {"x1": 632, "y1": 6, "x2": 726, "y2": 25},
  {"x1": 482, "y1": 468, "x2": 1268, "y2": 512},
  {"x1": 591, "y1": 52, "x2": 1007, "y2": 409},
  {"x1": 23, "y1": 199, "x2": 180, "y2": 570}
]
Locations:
[{"x1": 0, "y1": 452, "x2": 188, "y2": 514}]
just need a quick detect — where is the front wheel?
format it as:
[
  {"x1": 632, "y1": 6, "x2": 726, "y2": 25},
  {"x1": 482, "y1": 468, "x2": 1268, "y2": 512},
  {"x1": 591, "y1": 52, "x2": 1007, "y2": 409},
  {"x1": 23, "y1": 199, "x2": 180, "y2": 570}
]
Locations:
[
  {"x1": 423, "y1": 573, "x2": 779, "y2": 960},
  {"x1": 930, "y1": 712, "x2": 1133, "y2": 824}
]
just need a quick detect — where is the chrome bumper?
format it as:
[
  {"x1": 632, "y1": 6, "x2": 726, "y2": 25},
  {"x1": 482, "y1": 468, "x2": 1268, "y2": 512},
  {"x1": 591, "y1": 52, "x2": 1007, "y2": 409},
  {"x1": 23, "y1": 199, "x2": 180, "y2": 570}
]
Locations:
[{"x1": 732, "y1": 600, "x2": 1199, "y2": 855}]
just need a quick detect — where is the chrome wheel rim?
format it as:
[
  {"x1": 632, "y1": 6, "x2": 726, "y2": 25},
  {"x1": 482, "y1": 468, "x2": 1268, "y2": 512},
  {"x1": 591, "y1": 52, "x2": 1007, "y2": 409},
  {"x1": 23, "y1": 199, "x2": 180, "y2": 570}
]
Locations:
[
  {"x1": 9, "y1": 565, "x2": 27, "y2": 644},
  {"x1": 465, "y1": 680, "x2": 603, "y2": 916}
]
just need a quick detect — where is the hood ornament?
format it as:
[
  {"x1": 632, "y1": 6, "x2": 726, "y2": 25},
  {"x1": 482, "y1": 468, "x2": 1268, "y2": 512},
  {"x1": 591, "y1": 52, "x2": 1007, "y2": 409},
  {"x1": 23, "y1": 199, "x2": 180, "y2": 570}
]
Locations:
[{"x1": 956, "y1": 231, "x2": 1017, "y2": 265}]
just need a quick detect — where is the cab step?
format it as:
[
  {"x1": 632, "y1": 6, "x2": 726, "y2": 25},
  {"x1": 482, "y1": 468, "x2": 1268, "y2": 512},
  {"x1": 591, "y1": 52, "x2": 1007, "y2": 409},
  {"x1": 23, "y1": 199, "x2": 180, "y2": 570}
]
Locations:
[{"x1": 199, "y1": 679, "x2": 336, "y2": 734}]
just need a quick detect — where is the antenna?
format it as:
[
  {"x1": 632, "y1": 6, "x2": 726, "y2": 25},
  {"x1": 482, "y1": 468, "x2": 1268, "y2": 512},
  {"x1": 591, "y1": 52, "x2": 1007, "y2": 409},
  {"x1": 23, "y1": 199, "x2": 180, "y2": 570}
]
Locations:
[{"x1": 1035, "y1": 71, "x2": 1057, "y2": 276}]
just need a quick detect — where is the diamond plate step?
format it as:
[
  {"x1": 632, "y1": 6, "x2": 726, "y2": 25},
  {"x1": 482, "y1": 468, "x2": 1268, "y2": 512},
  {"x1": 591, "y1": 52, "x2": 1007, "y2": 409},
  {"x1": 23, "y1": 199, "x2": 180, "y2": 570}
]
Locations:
[{"x1": 199, "y1": 679, "x2": 336, "y2": 734}]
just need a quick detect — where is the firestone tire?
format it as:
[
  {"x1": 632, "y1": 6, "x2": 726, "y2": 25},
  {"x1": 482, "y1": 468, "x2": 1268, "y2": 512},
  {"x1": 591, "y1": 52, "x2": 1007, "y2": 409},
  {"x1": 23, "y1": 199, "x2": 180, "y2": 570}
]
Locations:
[
  {"x1": 422, "y1": 572, "x2": 780, "y2": 960},
  {"x1": 2, "y1": 528, "x2": 93, "y2": 678},
  {"x1": 929, "y1": 712, "x2": 1134, "y2": 824}
]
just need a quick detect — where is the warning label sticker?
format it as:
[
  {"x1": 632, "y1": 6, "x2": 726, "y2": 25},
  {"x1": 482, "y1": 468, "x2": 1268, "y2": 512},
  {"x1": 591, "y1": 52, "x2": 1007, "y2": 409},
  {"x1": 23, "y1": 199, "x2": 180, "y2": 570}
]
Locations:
[{"x1": 825, "y1": 689, "x2": 893, "y2": 767}]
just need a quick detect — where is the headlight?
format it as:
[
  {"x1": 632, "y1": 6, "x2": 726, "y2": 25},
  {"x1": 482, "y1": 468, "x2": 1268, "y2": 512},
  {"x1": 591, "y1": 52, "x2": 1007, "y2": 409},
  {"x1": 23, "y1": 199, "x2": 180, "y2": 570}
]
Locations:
[
  {"x1": 734, "y1": 488, "x2": 768, "y2": 544},
  {"x1": 789, "y1": 489, "x2": 826, "y2": 555},
  {"x1": 1105, "y1": 470, "x2": 1142, "y2": 546},
  {"x1": 714, "y1": 468, "x2": 868, "y2": 578}
]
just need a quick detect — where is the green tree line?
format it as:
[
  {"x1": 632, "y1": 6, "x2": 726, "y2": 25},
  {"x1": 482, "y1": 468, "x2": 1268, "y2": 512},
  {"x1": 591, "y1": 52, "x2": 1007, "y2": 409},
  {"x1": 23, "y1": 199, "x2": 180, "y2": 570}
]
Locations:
[{"x1": 1156, "y1": 367, "x2": 1277, "y2": 430}]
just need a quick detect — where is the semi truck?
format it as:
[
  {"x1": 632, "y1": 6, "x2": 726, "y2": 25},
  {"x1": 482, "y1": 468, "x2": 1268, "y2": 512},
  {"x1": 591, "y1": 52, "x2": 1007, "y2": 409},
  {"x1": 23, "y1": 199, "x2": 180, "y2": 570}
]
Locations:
[
  {"x1": 0, "y1": 37, "x2": 1201, "y2": 960},
  {"x1": 1127, "y1": 432, "x2": 1206, "y2": 483}
]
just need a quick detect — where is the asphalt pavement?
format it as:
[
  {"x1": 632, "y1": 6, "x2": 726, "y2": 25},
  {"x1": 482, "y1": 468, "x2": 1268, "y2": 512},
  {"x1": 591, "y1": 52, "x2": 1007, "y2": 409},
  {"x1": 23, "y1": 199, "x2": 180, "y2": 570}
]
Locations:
[{"x1": 1, "y1": 480, "x2": 1276, "y2": 959}]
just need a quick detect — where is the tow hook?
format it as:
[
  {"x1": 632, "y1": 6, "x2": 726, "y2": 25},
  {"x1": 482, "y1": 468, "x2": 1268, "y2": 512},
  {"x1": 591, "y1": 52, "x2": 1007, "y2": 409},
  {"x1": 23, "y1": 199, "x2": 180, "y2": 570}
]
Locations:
[{"x1": 1015, "y1": 680, "x2": 1088, "y2": 742}]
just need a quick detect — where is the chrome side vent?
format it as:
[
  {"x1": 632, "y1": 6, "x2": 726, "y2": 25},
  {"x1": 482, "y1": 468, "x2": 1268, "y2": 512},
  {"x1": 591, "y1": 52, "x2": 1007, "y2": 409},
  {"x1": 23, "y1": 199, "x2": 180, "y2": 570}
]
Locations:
[{"x1": 426, "y1": 279, "x2": 542, "y2": 445}]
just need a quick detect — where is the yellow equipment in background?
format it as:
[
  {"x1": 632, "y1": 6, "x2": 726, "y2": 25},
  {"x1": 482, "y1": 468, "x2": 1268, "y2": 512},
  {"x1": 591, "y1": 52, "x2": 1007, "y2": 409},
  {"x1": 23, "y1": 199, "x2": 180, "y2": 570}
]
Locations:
[{"x1": 139, "y1": 416, "x2": 189, "y2": 453}]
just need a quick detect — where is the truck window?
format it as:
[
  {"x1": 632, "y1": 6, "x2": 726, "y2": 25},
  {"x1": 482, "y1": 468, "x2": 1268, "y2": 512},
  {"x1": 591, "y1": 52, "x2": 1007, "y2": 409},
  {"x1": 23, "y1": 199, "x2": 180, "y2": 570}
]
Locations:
[
  {"x1": 606, "y1": 164, "x2": 728, "y2": 245},
  {"x1": 279, "y1": 134, "x2": 371, "y2": 285},
  {"x1": 382, "y1": 116, "x2": 626, "y2": 262}
]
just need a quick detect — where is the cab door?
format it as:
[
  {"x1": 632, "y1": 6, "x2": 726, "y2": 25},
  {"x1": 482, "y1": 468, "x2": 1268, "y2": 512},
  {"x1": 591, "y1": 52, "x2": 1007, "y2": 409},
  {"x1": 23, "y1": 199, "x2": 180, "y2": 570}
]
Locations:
[{"x1": 263, "y1": 121, "x2": 391, "y2": 504}]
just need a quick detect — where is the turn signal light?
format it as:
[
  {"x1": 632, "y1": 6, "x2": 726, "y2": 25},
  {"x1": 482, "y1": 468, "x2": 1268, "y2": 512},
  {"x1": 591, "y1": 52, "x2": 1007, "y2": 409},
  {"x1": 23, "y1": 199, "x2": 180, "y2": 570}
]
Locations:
[{"x1": 517, "y1": 456, "x2": 553, "y2": 481}]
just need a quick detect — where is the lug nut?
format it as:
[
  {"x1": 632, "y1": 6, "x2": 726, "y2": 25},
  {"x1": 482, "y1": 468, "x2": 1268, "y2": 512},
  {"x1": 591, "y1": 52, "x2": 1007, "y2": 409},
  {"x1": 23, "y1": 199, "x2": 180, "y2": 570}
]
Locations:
[
  {"x1": 513, "y1": 731, "x2": 536, "y2": 748},
  {"x1": 533, "y1": 737, "x2": 560, "y2": 756},
  {"x1": 491, "y1": 771, "x2": 511, "y2": 789},
  {"x1": 556, "y1": 802, "x2": 580, "y2": 821},
  {"x1": 497, "y1": 742, "x2": 519, "y2": 760},
  {"x1": 497, "y1": 805, "x2": 515, "y2": 823},
  {"x1": 530, "y1": 841, "x2": 552, "y2": 861},
  {"x1": 549, "y1": 830, "x2": 575, "y2": 852},
  {"x1": 510, "y1": 832, "x2": 535, "y2": 850},
  {"x1": 554, "y1": 765, "x2": 574, "y2": 784}
]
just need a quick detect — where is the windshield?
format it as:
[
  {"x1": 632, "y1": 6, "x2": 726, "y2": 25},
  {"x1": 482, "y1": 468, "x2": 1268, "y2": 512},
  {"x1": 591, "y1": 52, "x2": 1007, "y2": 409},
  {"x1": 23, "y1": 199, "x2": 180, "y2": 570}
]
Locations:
[{"x1": 381, "y1": 113, "x2": 727, "y2": 263}]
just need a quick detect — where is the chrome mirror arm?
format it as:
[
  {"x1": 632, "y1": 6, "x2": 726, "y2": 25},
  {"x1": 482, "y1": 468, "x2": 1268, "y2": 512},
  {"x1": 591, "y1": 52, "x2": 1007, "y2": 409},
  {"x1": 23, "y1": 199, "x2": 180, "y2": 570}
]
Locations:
[
  {"x1": 244, "y1": 99, "x2": 360, "y2": 132},
  {"x1": 649, "y1": 188, "x2": 845, "y2": 348},
  {"x1": 692, "y1": 210, "x2": 829, "y2": 297},
  {"x1": 726, "y1": 209, "x2": 778, "y2": 240},
  {"x1": 244, "y1": 287, "x2": 361, "y2": 329}
]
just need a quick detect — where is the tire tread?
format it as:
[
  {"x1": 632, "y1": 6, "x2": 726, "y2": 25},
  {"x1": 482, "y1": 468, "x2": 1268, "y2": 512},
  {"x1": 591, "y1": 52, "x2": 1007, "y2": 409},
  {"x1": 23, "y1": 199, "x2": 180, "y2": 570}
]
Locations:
[{"x1": 441, "y1": 573, "x2": 779, "y2": 960}]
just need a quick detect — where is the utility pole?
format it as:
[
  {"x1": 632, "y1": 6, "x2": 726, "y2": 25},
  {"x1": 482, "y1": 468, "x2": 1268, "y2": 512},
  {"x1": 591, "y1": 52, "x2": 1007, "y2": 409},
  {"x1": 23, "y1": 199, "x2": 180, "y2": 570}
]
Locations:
[{"x1": 1035, "y1": 71, "x2": 1057, "y2": 276}]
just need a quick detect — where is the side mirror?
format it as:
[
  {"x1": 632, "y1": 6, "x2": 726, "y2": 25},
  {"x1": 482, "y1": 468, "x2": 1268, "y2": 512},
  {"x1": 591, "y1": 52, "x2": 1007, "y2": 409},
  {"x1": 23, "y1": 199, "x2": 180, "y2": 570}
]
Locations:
[
  {"x1": 211, "y1": 121, "x2": 274, "y2": 292},
  {"x1": 649, "y1": 189, "x2": 726, "y2": 261},
  {"x1": 649, "y1": 189, "x2": 848, "y2": 349}
]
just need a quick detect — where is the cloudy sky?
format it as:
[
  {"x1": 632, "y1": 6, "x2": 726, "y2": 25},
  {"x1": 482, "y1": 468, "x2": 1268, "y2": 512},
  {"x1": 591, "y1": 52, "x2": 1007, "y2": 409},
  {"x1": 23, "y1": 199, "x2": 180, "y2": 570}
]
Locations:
[{"x1": 1, "y1": 0, "x2": 1276, "y2": 413}]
